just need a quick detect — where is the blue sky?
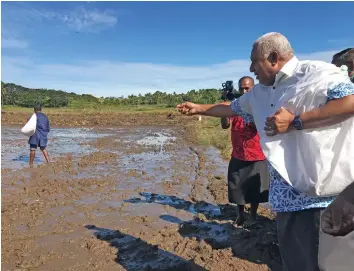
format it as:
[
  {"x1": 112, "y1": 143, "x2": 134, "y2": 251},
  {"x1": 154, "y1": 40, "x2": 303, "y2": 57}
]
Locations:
[{"x1": 1, "y1": 1, "x2": 354, "y2": 97}]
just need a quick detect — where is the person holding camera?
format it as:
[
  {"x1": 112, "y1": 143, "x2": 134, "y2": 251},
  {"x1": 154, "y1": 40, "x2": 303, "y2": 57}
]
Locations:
[{"x1": 221, "y1": 76, "x2": 269, "y2": 228}]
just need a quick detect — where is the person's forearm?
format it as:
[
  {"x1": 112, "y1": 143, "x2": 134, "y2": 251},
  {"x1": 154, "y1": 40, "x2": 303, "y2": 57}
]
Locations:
[
  {"x1": 199, "y1": 104, "x2": 236, "y2": 117},
  {"x1": 221, "y1": 117, "x2": 230, "y2": 129},
  {"x1": 300, "y1": 95, "x2": 354, "y2": 129}
]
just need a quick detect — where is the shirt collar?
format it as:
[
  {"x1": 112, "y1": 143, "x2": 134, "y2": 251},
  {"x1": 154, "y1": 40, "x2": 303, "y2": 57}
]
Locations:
[{"x1": 274, "y1": 56, "x2": 299, "y2": 85}]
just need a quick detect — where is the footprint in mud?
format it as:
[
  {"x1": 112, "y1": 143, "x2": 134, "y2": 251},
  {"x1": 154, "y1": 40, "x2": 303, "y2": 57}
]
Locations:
[{"x1": 85, "y1": 225, "x2": 206, "y2": 271}]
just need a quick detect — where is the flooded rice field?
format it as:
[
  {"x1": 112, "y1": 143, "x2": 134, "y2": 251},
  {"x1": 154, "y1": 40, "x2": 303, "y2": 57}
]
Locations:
[{"x1": 1, "y1": 125, "x2": 280, "y2": 271}]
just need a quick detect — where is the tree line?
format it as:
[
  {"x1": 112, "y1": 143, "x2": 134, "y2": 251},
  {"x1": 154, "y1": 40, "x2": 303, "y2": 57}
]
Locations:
[{"x1": 1, "y1": 81, "x2": 228, "y2": 108}]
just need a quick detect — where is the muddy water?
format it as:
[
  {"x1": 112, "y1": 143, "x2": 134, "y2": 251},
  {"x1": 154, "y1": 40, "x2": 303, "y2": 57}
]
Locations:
[
  {"x1": 1, "y1": 125, "x2": 280, "y2": 271},
  {"x1": 1, "y1": 126, "x2": 114, "y2": 170}
]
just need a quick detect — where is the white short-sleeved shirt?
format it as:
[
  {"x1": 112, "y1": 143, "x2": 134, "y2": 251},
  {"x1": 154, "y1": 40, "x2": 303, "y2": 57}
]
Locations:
[{"x1": 230, "y1": 57, "x2": 354, "y2": 212}]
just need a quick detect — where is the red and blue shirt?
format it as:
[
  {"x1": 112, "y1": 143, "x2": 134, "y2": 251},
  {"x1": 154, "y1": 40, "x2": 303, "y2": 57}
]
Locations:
[{"x1": 230, "y1": 115, "x2": 265, "y2": 161}]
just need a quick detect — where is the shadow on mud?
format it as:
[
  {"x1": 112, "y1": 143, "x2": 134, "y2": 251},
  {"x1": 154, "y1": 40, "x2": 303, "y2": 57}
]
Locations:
[
  {"x1": 85, "y1": 225, "x2": 206, "y2": 271},
  {"x1": 125, "y1": 192, "x2": 282, "y2": 271}
]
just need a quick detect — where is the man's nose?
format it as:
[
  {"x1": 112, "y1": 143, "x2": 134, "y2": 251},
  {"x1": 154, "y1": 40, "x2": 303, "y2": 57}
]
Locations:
[{"x1": 250, "y1": 64, "x2": 254, "y2": 73}]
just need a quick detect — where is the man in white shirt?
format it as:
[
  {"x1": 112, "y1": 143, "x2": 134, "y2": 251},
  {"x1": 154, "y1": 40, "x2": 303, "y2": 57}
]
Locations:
[{"x1": 177, "y1": 32, "x2": 354, "y2": 271}]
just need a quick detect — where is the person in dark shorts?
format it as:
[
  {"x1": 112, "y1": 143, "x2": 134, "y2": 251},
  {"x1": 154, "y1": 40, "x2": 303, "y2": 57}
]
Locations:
[
  {"x1": 221, "y1": 76, "x2": 269, "y2": 228},
  {"x1": 28, "y1": 104, "x2": 50, "y2": 167}
]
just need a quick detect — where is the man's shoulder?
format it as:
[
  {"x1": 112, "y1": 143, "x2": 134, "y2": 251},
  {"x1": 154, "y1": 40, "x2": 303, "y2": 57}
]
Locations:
[
  {"x1": 297, "y1": 60, "x2": 337, "y2": 74},
  {"x1": 38, "y1": 112, "x2": 49, "y2": 120}
]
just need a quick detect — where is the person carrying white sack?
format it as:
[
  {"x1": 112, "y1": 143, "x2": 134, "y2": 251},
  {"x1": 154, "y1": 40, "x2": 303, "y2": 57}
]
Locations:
[
  {"x1": 177, "y1": 32, "x2": 354, "y2": 271},
  {"x1": 25, "y1": 104, "x2": 50, "y2": 167}
]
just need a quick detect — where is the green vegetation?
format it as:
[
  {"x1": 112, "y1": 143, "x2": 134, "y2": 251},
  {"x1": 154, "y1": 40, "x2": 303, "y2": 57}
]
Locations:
[
  {"x1": 1, "y1": 81, "x2": 224, "y2": 110},
  {"x1": 192, "y1": 117, "x2": 232, "y2": 160},
  {"x1": 1, "y1": 82, "x2": 97, "y2": 108}
]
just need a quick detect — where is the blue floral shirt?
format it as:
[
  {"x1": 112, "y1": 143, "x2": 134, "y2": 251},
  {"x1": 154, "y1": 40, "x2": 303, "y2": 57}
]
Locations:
[{"x1": 230, "y1": 81, "x2": 354, "y2": 212}]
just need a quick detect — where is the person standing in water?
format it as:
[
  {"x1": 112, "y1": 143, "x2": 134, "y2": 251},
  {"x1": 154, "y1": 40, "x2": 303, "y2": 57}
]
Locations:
[{"x1": 28, "y1": 104, "x2": 50, "y2": 167}]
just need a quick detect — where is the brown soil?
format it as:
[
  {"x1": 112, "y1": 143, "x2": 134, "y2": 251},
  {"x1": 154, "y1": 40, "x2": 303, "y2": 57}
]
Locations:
[
  {"x1": 1, "y1": 118, "x2": 281, "y2": 271},
  {"x1": 1, "y1": 110, "x2": 192, "y2": 127}
]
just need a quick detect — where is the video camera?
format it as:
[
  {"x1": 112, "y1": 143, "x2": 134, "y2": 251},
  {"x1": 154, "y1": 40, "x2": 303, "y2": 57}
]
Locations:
[{"x1": 220, "y1": 80, "x2": 241, "y2": 101}]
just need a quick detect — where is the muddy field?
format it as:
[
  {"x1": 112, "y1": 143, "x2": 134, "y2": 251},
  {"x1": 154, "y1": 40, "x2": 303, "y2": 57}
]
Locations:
[
  {"x1": 1, "y1": 120, "x2": 281, "y2": 271},
  {"x1": 1, "y1": 110, "x2": 189, "y2": 127}
]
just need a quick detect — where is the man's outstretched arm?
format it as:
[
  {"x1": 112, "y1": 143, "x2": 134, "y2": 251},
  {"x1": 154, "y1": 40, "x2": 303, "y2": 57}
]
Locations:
[
  {"x1": 177, "y1": 95, "x2": 252, "y2": 118},
  {"x1": 177, "y1": 102, "x2": 237, "y2": 117}
]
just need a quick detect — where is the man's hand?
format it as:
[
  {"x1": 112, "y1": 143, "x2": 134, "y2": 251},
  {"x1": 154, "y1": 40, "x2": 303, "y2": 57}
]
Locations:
[
  {"x1": 221, "y1": 117, "x2": 230, "y2": 129},
  {"x1": 264, "y1": 107, "x2": 295, "y2": 136},
  {"x1": 321, "y1": 195, "x2": 354, "y2": 237},
  {"x1": 176, "y1": 102, "x2": 201, "y2": 116}
]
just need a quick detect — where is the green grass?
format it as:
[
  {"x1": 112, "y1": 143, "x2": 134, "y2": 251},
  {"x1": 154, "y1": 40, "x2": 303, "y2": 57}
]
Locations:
[{"x1": 193, "y1": 117, "x2": 232, "y2": 160}]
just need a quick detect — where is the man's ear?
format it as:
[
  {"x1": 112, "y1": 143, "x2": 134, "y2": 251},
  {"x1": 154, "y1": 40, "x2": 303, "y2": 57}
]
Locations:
[{"x1": 268, "y1": 51, "x2": 279, "y2": 67}]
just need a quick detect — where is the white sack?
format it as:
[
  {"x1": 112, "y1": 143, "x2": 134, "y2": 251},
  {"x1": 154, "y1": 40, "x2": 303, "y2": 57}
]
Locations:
[{"x1": 21, "y1": 113, "x2": 37, "y2": 137}]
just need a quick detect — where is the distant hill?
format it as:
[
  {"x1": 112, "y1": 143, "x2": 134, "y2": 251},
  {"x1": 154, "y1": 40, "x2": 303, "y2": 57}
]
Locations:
[{"x1": 1, "y1": 81, "x2": 237, "y2": 108}]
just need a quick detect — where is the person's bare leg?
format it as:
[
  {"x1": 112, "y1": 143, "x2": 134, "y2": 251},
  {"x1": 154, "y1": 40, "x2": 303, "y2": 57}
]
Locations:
[
  {"x1": 233, "y1": 205, "x2": 245, "y2": 226},
  {"x1": 29, "y1": 150, "x2": 36, "y2": 168},
  {"x1": 41, "y1": 148, "x2": 49, "y2": 163},
  {"x1": 244, "y1": 202, "x2": 259, "y2": 228}
]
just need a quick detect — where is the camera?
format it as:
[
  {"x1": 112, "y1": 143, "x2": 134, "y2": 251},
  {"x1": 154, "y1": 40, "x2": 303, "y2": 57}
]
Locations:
[{"x1": 220, "y1": 81, "x2": 240, "y2": 101}]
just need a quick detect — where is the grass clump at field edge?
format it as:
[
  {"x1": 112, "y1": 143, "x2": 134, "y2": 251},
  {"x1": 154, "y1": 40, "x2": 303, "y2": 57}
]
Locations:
[{"x1": 192, "y1": 117, "x2": 232, "y2": 160}]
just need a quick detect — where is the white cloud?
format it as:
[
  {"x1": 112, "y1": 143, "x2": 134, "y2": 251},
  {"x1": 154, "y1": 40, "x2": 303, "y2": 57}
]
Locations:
[
  {"x1": 1, "y1": 38, "x2": 29, "y2": 49},
  {"x1": 297, "y1": 50, "x2": 338, "y2": 61},
  {"x1": 1, "y1": 49, "x2": 339, "y2": 98},
  {"x1": 40, "y1": 7, "x2": 117, "y2": 32},
  {"x1": 2, "y1": 3, "x2": 118, "y2": 33}
]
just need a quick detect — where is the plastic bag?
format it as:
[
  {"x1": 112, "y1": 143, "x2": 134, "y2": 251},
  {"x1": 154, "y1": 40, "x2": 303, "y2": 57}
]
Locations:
[
  {"x1": 21, "y1": 113, "x2": 37, "y2": 137},
  {"x1": 263, "y1": 62, "x2": 354, "y2": 197}
]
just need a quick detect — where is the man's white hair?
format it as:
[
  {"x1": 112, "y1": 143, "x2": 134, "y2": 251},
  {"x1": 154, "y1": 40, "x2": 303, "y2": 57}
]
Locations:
[{"x1": 253, "y1": 32, "x2": 294, "y2": 58}]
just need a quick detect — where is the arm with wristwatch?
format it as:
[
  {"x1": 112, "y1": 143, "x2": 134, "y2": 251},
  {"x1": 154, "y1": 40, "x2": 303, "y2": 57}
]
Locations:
[
  {"x1": 265, "y1": 94, "x2": 354, "y2": 238},
  {"x1": 264, "y1": 94, "x2": 354, "y2": 135}
]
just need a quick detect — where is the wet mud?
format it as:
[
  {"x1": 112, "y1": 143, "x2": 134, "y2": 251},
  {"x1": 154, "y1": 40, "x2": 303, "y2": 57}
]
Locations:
[{"x1": 1, "y1": 124, "x2": 281, "y2": 271}]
